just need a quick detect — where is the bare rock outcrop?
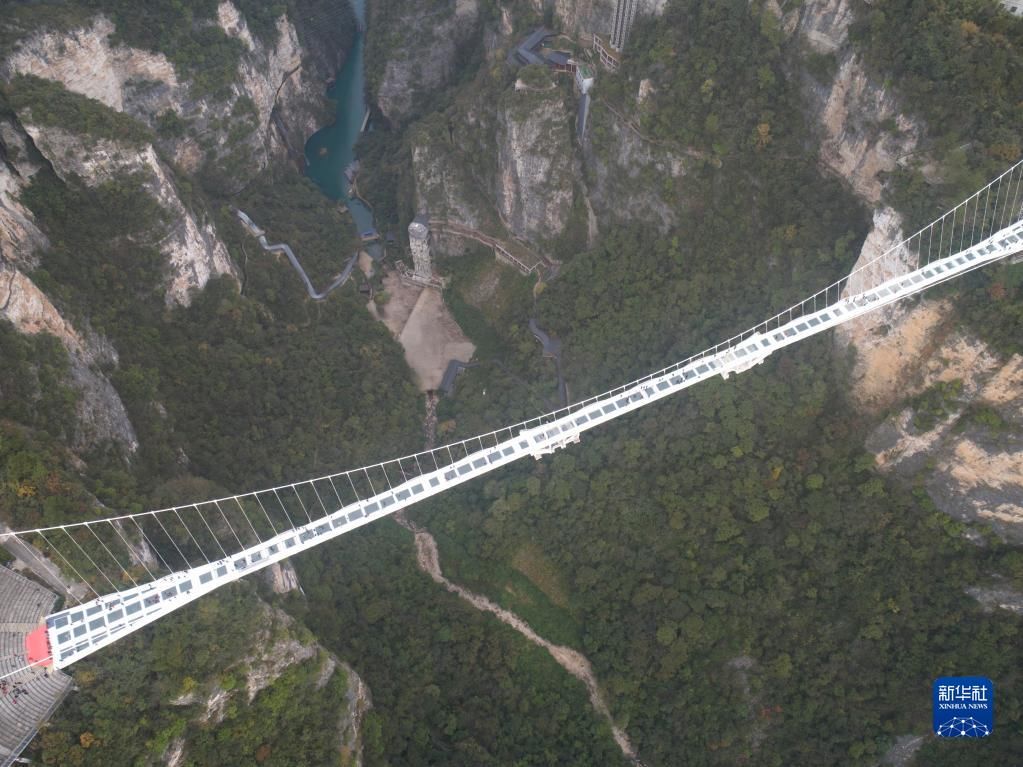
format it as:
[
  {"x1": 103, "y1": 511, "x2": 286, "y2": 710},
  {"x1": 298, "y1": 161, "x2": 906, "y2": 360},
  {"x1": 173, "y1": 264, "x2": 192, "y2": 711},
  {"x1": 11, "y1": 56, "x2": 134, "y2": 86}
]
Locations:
[
  {"x1": 0, "y1": 264, "x2": 138, "y2": 452},
  {"x1": 0, "y1": 123, "x2": 47, "y2": 269},
  {"x1": 2, "y1": 3, "x2": 339, "y2": 171},
  {"x1": 265, "y1": 560, "x2": 302, "y2": 594},
  {"x1": 787, "y1": 0, "x2": 921, "y2": 203},
  {"x1": 551, "y1": 0, "x2": 614, "y2": 38},
  {"x1": 372, "y1": 0, "x2": 482, "y2": 125},
  {"x1": 21, "y1": 125, "x2": 236, "y2": 306},
  {"x1": 967, "y1": 582, "x2": 1023, "y2": 614},
  {"x1": 789, "y1": 0, "x2": 856, "y2": 55},
  {"x1": 216, "y1": 2, "x2": 328, "y2": 163},
  {"x1": 865, "y1": 344, "x2": 1023, "y2": 541},
  {"x1": 410, "y1": 125, "x2": 494, "y2": 234},
  {"x1": 496, "y1": 84, "x2": 578, "y2": 245},
  {"x1": 2, "y1": 17, "x2": 180, "y2": 115},
  {"x1": 410, "y1": 76, "x2": 579, "y2": 250},
  {"x1": 809, "y1": 54, "x2": 920, "y2": 204}
]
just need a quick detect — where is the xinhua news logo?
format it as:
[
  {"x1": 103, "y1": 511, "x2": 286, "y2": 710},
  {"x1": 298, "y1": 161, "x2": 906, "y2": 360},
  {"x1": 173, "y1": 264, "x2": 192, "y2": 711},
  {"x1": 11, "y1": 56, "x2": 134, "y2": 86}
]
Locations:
[{"x1": 933, "y1": 677, "x2": 994, "y2": 738}]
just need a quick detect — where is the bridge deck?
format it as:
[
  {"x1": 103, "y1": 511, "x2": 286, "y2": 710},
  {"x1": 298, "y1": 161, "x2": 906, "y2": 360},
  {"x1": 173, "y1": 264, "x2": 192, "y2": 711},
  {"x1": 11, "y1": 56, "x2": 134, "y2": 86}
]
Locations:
[{"x1": 36, "y1": 215, "x2": 1023, "y2": 670}]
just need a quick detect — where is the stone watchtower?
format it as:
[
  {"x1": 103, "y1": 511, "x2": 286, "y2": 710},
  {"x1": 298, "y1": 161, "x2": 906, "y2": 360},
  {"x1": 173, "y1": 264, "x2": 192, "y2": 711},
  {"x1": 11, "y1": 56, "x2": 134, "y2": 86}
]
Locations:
[{"x1": 408, "y1": 214, "x2": 432, "y2": 280}]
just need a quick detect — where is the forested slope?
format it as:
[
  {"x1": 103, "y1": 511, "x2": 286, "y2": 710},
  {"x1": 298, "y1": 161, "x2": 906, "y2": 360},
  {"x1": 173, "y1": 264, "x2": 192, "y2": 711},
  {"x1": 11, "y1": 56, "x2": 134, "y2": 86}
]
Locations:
[
  {"x1": 0, "y1": 2, "x2": 409, "y2": 764},
  {"x1": 345, "y1": 0, "x2": 1023, "y2": 764},
  {"x1": 0, "y1": 0, "x2": 1021, "y2": 764}
]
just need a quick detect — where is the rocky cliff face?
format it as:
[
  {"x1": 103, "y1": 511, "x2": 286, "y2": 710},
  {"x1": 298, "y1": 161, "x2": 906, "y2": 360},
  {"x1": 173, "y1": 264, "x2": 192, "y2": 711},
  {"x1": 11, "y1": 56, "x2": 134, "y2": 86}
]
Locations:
[
  {"x1": 0, "y1": 123, "x2": 137, "y2": 452},
  {"x1": 791, "y1": 0, "x2": 921, "y2": 205},
  {"x1": 2, "y1": 3, "x2": 340, "y2": 171},
  {"x1": 786, "y1": 0, "x2": 1023, "y2": 541},
  {"x1": 862, "y1": 307, "x2": 1023, "y2": 542},
  {"x1": 413, "y1": 142, "x2": 491, "y2": 233},
  {"x1": 0, "y1": 1, "x2": 351, "y2": 451},
  {"x1": 551, "y1": 0, "x2": 614, "y2": 39},
  {"x1": 496, "y1": 82, "x2": 578, "y2": 244},
  {"x1": 410, "y1": 113, "x2": 497, "y2": 233},
  {"x1": 0, "y1": 118, "x2": 48, "y2": 268},
  {"x1": 582, "y1": 98, "x2": 689, "y2": 233},
  {"x1": 0, "y1": 263, "x2": 139, "y2": 452},
  {"x1": 409, "y1": 71, "x2": 579, "y2": 249},
  {"x1": 21, "y1": 124, "x2": 236, "y2": 306},
  {"x1": 370, "y1": 0, "x2": 482, "y2": 126}
]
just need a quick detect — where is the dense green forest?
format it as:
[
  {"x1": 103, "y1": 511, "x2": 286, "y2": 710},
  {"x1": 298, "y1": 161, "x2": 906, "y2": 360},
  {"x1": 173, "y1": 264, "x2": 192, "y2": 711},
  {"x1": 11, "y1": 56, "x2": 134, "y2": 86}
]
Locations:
[
  {"x1": 383, "y1": 0, "x2": 1023, "y2": 764},
  {"x1": 291, "y1": 522, "x2": 628, "y2": 765},
  {"x1": 425, "y1": 290, "x2": 1023, "y2": 763},
  {"x1": 34, "y1": 584, "x2": 361, "y2": 767},
  {"x1": 1, "y1": 0, "x2": 1022, "y2": 764}
]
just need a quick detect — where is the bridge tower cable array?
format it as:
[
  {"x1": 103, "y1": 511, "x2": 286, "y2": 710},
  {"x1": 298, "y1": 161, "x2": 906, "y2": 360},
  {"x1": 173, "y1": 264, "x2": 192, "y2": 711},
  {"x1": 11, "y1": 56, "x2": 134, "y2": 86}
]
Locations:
[{"x1": 4, "y1": 158, "x2": 1023, "y2": 676}]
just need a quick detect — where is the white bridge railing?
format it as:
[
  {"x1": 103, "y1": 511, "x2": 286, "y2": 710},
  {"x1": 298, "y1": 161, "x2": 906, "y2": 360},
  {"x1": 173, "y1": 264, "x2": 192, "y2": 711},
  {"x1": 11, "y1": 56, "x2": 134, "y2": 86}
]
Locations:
[{"x1": 4, "y1": 159, "x2": 1023, "y2": 672}]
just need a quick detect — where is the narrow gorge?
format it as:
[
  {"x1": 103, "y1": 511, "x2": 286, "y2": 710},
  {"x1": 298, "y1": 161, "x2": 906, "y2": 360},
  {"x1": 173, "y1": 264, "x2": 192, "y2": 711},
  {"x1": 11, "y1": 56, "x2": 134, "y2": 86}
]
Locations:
[{"x1": 0, "y1": 0, "x2": 1021, "y2": 764}]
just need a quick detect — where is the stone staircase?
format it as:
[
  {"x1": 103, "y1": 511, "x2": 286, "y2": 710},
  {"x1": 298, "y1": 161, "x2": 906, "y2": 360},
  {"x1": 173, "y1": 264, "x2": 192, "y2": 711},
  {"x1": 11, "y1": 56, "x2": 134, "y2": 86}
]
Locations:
[{"x1": 0, "y1": 566, "x2": 72, "y2": 767}]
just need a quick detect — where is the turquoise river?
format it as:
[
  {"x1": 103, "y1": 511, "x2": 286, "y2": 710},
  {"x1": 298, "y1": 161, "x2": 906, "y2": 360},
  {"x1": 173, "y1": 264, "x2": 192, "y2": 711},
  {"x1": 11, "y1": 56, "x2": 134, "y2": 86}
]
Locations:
[{"x1": 304, "y1": 0, "x2": 376, "y2": 237}]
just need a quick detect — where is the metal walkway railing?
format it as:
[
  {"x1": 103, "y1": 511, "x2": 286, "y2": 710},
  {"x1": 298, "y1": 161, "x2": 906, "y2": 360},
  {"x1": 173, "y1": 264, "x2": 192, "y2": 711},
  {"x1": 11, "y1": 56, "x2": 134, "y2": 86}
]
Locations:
[{"x1": 4, "y1": 158, "x2": 1022, "y2": 673}]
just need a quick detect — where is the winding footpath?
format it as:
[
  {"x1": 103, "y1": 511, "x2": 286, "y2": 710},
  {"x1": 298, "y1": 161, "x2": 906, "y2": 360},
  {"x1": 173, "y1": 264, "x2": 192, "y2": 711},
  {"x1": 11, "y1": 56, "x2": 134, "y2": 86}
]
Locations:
[
  {"x1": 394, "y1": 512, "x2": 641, "y2": 763},
  {"x1": 396, "y1": 395, "x2": 641, "y2": 764},
  {"x1": 235, "y1": 209, "x2": 358, "y2": 300}
]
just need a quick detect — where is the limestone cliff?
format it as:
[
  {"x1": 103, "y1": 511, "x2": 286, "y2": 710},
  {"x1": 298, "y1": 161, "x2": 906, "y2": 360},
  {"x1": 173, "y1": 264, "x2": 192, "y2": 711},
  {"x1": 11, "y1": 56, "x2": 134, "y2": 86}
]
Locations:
[
  {"x1": 21, "y1": 124, "x2": 236, "y2": 307},
  {"x1": 787, "y1": 0, "x2": 921, "y2": 205},
  {"x1": 2, "y1": 2, "x2": 347, "y2": 172},
  {"x1": 551, "y1": 0, "x2": 614, "y2": 39},
  {"x1": 496, "y1": 81, "x2": 578, "y2": 244},
  {"x1": 410, "y1": 71, "x2": 579, "y2": 250},
  {"x1": 0, "y1": 117, "x2": 48, "y2": 269},
  {"x1": 787, "y1": 0, "x2": 1023, "y2": 540},
  {"x1": 0, "y1": 262, "x2": 139, "y2": 452},
  {"x1": 0, "y1": 0, "x2": 353, "y2": 451},
  {"x1": 582, "y1": 98, "x2": 689, "y2": 233},
  {"x1": 166, "y1": 601, "x2": 370, "y2": 767},
  {"x1": 0, "y1": 122, "x2": 137, "y2": 452},
  {"x1": 410, "y1": 113, "x2": 497, "y2": 233},
  {"x1": 368, "y1": 0, "x2": 482, "y2": 126}
]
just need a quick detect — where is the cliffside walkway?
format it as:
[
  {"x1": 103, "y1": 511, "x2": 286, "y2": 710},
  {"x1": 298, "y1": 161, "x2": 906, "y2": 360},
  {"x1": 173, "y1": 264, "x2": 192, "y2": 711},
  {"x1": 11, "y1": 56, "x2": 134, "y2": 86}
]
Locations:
[
  {"x1": 4, "y1": 158, "x2": 1023, "y2": 674},
  {"x1": 428, "y1": 220, "x2": 557, "y2": 278},
  {"x1": 596, "y1": 98, "x2": 715, "y2": 165},
  {"x1": 235, "y1": 209, "x2": 359, "y2": 300}
]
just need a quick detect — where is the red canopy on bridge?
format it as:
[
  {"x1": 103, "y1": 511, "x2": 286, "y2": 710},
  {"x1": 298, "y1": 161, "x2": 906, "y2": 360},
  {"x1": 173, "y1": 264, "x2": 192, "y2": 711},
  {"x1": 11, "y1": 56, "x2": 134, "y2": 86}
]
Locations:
[{"x1": 25, "y1": 625, "x2": 53, "y2": 668}]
